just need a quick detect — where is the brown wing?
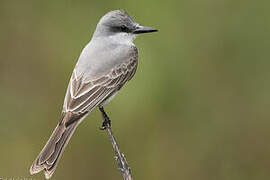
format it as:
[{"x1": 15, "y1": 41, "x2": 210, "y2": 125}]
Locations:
[{"x1": 60, "y1": 46, "x2": 138, "y2": 126}]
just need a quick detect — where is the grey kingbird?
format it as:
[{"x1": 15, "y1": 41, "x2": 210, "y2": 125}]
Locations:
[{"x1": 30, "y1": 10, "x2": 157, "y2": 179}]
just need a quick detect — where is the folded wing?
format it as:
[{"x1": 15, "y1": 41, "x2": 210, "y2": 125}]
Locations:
[{"x1": 61, "y1": 46, "x2": 138, "y2": 126}]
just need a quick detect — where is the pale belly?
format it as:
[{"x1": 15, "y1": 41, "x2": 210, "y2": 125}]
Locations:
[{"x1": 99, "y1": 91, "x2": 119, "y2": 107}]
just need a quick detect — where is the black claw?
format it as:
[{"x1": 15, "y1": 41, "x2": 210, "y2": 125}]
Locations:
[
  {"x1": 99, "y1": 126, "x2": 106, "y2": 130},
  {"x1": 99, "y1": 107, "x2": 111, "y2": 130},
  {"x1": 99, "y1": 119, "x2": 111, "y2": 130}
]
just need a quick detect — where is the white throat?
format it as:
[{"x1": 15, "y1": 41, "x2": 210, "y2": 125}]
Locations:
[{"x1": 107, "y1": 32, "x2": 136, "y2": 45}]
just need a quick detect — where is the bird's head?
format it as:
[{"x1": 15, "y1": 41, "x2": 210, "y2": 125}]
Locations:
[{"x1": 93, "y1": 10, "x2": 157, "y2": 39}]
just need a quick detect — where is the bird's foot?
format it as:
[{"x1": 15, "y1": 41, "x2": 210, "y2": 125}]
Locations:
[
  {"x1": 99, "y1": 117, "x2": 111, "y2": 130},
  {"x1": 99, "y1": 107, "x2": 111, "y2": 130}
]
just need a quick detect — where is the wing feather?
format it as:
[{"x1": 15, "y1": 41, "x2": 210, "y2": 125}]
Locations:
[{"x1": 61, "y1": 46, "x2": 138, "y2": 126}]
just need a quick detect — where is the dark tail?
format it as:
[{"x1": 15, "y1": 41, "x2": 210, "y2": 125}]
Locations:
[{"x1": 30, "y1": 120, "x2": 79, "y2": 179}]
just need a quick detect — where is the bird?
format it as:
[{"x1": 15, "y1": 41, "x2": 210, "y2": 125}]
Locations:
[{"x1": 29, "y1": 9, "x2": 157, "y2": 179}]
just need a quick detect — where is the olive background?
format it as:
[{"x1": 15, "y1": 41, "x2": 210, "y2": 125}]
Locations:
[{"x1": 0, "y1": 0, "x2": 270, "y2": 179}]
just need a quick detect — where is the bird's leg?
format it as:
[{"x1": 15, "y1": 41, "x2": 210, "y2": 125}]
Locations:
[{"x1": 99, "y1": 106, "x2": 111, "y2": 130}]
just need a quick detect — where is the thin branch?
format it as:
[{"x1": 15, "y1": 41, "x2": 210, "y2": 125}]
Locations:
[{"x1": 104, "y1": 123, "x2": 133, "y2": 180}]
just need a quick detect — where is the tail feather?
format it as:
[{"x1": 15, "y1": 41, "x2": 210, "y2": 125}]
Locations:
[{"x1": 30, "y1": 121, "x2": 79, "y2": 179}]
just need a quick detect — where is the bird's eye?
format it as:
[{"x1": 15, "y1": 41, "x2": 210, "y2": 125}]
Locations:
[{"x1": 120, "y1": 25, "x2": 129, "y2": 32}]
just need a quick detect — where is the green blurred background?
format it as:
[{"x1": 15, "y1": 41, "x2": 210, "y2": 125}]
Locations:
[{"x1": 1, "y1": 0, "x2": 270, "y2": 179}]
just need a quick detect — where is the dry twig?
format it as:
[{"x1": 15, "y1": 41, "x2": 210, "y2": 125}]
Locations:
[{"x1": 99, "y1": 107, "x2": 132, "y2": 180}]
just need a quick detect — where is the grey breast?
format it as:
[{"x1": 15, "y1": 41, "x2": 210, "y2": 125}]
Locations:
[{"x1": 75, "y1": 38, "x2": 136, "y2": 81}]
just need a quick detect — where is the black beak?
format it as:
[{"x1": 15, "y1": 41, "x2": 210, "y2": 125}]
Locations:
[{"x1": 133, "y1": 25, "x2": 158, "y2": 34}]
